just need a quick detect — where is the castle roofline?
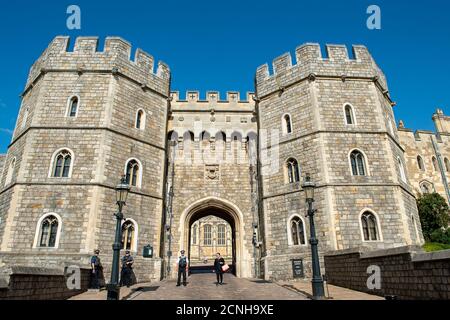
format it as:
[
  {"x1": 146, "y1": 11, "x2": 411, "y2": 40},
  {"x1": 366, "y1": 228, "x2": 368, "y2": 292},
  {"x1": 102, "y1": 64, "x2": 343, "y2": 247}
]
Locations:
[{"x1": 170, "y1": 91, "x2": 255, "y2": 104}]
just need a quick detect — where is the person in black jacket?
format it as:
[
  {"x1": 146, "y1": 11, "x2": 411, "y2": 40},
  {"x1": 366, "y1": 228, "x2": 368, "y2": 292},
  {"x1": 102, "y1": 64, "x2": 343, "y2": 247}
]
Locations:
[
  {"x1": 90, "y1": 249, "x2": 102, "y2": 289},
  {"x1": 214, "y1": 252, "x2": 225, "y2": 285},
  {"x1": 120, "y1": 250, "x2": 134, "y2": 287}
]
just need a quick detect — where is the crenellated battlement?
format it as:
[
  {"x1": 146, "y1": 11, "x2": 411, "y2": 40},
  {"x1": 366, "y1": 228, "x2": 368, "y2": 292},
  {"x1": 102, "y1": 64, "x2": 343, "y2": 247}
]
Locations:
[
  {"x1": 26, "y1": 36, "x2": 170, "y2": 96},
  {"x1": 170, "y1": 91, "x2": 255, "y2": 104},
  {"x1": 255, "y1": 43, "x2": 388, "y2": 98}
]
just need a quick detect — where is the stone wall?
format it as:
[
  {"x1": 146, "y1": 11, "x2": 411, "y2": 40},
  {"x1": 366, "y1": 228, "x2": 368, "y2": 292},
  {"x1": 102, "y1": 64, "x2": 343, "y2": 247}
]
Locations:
[
  {"x1": 0, "y1": 155, "x2": 5, "y2": 175},
  {"x1": 0, "y1": 266, "x2": 90, "y2": 300},
  {"x1": 398, "y1": 112, "x2": 450, "y2": 202},
  {"x1": 256, "y1": 43, "x2": 423, "y2": 281},
  {"x1": 324, "y1": 246, "x2": 450, "y2": 300}
]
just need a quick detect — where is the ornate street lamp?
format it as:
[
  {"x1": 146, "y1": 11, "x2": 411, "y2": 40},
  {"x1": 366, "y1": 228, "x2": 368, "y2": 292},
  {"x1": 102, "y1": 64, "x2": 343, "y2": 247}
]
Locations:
[
  {"x1": 302, "y1": 174, "x2": 325, "y2": 300},
  {"x1": 107, "y1": 176, "x2": 130, "y2": 300}
]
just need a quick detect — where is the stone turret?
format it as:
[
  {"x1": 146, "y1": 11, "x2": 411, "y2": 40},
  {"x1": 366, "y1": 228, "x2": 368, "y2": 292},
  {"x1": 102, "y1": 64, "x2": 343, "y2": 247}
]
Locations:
[
  {"x1": 255, "y1": 42, "x2": 423, "y2": 280},
  {"x1": 432, "y1": 108, "x2": 450, "y2": 135},
  {"x1": 0, "y1": 36, "x2": 171, "y2": 283}
]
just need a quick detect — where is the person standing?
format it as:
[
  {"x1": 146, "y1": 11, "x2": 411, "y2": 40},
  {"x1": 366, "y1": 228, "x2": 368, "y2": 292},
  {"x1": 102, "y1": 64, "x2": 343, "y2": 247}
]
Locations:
[
  {"x1": 214, "y1": 252, "x2": 225, "y2": 285},
  {"x1": 90, "y1": 249, "x2": 102, "y2": 289},
  {"x1": 176, "y1": 250, "x2": 189, "y2": 287},
  {"x1": 120, "y1": 250, "x2": 134, "y2": 287}
]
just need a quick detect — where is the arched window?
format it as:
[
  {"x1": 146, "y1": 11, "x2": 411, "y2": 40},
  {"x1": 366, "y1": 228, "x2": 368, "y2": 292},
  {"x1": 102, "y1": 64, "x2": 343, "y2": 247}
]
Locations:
[
  {"x1": 121, "y1": 220, "x2": 136, "y2": 251},
  {"x1": 168, "y1": 131, "x2": 178, "y2": 142},
  {"x1": 421, "y1": 184, "x2": 430, "y2": 194},
  {"x1": 290, "y1": 216, "x2": 306, "y2": 246},
  {"x1": 67, "y1": 96, "x2": 79, "y2": 117},
  {"x1": 38, "y1": 215, "x2": 59, "y2": 248},
  {"x1": 432, "y1": 157, "x2": 439, "y2": 172},
  {"x1": 283, "y1": 114, "x2": 293, "y2": 134},
  {"x1": 5, "y1": 158, "x2": 16, "y2": 185},
  {"x1": 201, "y1": 131, "x2": 210, "y2": 141},
  {"x1": 125, "y1": 159, "x2": 141, "y2": 187},
  {"x1": 192, "y1": 224, "x2": 197, "y2": 244},
  {"x1": 286, "y1": 158, "x2": 300, "y2": 184},
  {"x1": 183, "y1": 131, "x2": 195, "y2": 164},
  {"x1": 52, "y1": 149, "x2": 72, "y2": 178},
  {"x1": 344, "y1": 104, "x2": 355, "y2": 125},
  {"x1": 350, "y1": 150, "x2": 367, "y2": 176},
  {"x1": 215, "y1": 131, "x2": 226, "y2": 160},
  {"x1": 398, "y1": 158, "x2": 407, "y2": 183},
  {"x1": 247, "y1": 132, "x2": 258, "y2": 165},
  {"x1": 217, "y1": 224, "x2": 226, "y2": 246},
  {"x1": 215, "y1": 131, "x2": 226, "y2": 142},
  {"x1": 361, "y1": 212, "x2": 380, "y2": 241},
  {"x1": 445, "y1": 158, "x2": 450, "y2": 173},
  {"x1": 417, "y1": 156, "x2": 425, "y2": 171},
  {"x1": 204, "y1": 225, "x2": 212, "y2": 246},
  {"x1": 135, "y1": 109, "x2": 145, "y2": 130},
  {"x1": 420, "y1": 181, "x2": 433, "y2": 194},
  {"x1": 231, "y1": 132, "x2": 242, "y2": 142}
]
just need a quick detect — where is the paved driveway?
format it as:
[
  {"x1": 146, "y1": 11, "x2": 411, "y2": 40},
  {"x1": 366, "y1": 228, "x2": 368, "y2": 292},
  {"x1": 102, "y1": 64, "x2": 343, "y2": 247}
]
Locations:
[{"x1": 125, "y1": 274, "x2": 308, "y2": 300}]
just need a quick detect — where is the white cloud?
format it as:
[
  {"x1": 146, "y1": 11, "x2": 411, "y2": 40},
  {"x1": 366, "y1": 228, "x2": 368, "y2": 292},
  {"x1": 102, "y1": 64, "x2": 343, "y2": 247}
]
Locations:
[{"x1": 0, "y1": 128, "x2": 13, "y2": 135}]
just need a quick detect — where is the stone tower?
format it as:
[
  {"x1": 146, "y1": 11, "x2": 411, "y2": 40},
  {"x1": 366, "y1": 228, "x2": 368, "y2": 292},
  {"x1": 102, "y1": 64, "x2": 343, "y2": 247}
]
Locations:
[
  {"x1": 0, "y1": 36, "x2": 170, "y2": 282},
  {"x1": 255, "y1": 44, "x2": 424, "y2": 280}
]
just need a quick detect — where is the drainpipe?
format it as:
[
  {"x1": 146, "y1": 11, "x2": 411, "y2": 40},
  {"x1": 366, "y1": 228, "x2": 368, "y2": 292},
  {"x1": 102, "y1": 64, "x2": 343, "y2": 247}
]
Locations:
[
  {"x1": 166, "y1": 141, "x2": 176, "y2": 278},
  {"x1": 431, "y1": 135, "x2": 450, "y2": 202},
  {"x1": 250, "y1": 164, "x2": 259, "y2": 278}
]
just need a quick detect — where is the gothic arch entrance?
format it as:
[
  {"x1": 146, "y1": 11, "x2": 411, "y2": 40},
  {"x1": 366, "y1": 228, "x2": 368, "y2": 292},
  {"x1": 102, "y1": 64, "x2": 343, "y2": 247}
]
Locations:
[{"x1": 179, "y1": 197, "x2": 247, "y2": 278}]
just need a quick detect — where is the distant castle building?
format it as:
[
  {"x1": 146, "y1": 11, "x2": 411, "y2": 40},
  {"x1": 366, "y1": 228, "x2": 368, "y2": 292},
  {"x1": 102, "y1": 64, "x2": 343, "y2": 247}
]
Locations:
[
  {"x1": 0, "y1": 36, "x2": 432, "y2": 282},
  {"x1": 398, "y1": 109, "x2": 450, "y2": 202}
]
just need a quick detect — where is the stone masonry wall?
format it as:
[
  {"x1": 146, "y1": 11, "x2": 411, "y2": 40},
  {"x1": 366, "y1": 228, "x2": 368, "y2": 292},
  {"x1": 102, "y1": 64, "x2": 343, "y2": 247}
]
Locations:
[
  {"x1": 324, "y1": 246, "x2": 450, "y2": 300},
  {"x1": 0, "y1": 266, "x2": 90, "y2": 300},
  {"x1": 398, "y1": 126, "x2": 450, "y2": 201}
]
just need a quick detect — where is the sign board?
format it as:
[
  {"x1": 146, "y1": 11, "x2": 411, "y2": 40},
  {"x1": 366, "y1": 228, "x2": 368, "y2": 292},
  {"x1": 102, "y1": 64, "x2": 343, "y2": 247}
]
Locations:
[{"x1": 291, "y1": 259, "x2": 304, "y2": 278}]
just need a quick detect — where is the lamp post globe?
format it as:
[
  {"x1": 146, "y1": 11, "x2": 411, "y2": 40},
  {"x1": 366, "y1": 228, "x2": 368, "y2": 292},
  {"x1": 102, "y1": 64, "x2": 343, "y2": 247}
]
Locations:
[
  {"x1": 116, "y1": 176, "x2": 131, "y2": 206},
  {"x1": 302, "y1": 174, "x2": 325, "y2": 300},
  {"x1": 107, "y1": 176, "x2": 130, "y2": 300},
  {"x1": 302, "y1": 174, "x2": 316, "y2": 201}
]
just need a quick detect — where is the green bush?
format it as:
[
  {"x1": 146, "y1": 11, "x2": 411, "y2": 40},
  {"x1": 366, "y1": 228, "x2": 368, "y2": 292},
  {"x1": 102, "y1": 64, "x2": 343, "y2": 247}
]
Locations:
[
  {"x1": 430, "y1": 228, "x2": 450, "y2": 244},
  {"x1": 417, "y1": 193, "x2": 450, "y2": 241}
]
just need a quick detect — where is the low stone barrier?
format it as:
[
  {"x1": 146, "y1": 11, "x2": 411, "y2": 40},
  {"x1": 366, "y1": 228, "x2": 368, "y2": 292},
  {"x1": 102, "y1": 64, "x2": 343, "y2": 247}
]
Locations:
[
  {"x1": 323, "y1": 246, "x2": 450, "y2": 300},
  {"x1": 0, "y1": 266, "x2": 90, "y2": 300}
]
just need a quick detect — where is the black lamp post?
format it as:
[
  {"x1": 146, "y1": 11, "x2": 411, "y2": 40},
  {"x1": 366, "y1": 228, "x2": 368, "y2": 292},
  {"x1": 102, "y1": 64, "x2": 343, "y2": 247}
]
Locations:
[
  {"x1": 106, "y1": 176, "x2": 130, "y2": 300},
  {"x1": 302, "y1": 174, "x2": 325, "y2": 300}
]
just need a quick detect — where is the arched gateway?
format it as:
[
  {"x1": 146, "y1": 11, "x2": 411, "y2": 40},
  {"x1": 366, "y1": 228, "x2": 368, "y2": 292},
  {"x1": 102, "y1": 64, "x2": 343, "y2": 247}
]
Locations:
[{"x1": 178, "y1": 197, "x2": 251, "y2": 278}]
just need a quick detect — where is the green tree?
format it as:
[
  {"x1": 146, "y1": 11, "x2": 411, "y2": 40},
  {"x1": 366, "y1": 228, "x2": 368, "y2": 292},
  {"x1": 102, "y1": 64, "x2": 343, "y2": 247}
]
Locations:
[{"x1": 417, "y1": 193, "x2": 450, "y2": 241}]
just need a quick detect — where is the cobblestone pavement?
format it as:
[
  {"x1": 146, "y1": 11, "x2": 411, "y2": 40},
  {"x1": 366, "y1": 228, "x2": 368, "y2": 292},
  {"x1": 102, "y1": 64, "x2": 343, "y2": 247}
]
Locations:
[
  {"x1": 70, "y1": 275, "x2": 383, "y2": 300},
  {"x1": 126, "y1": 274, "x2": 308, "y2": 300},
  {"x1": 277, "y1": 280, "x2": 384, "y2": 300},
  {"x1": 71, "y1": 274, "x2": 309, "y2": 300}
]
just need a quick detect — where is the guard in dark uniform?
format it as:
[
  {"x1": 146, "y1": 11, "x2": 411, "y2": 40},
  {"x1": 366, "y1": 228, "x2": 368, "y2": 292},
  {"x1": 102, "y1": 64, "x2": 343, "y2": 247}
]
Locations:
[
  {"x1": 120, "y1": 250, "x2": 134, "y2": 287},
  {"x1": 176, "y1": 250, "x2": 189, "y2": 287},
  {"x1": 90, "y1": 249, "x2": 102, "y2": 289}
]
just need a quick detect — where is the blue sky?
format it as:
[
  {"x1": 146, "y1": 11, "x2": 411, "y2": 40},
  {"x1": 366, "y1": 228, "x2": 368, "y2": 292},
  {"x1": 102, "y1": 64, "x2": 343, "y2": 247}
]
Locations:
[{"x1": 0, "y1": 0, "x2": 449, "y2": 153}]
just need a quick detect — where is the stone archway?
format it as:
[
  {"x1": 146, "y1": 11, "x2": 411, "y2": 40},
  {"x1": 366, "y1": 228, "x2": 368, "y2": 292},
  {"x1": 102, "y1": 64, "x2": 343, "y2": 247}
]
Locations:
[{"x1": 178, "y1": 197, "x2": 250, "y2": 278}]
